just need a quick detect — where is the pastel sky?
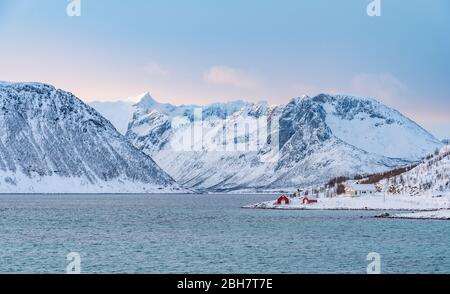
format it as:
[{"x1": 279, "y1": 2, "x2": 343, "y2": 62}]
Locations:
[{"x1": 0, "y1": 0, "x2": 449, "y2": 138}]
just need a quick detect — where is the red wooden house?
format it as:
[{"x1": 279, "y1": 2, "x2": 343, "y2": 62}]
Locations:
[
  {"x1": 302, "y1": 196, "x2": 318, "y2": 204},
  {"x1": 276, "y1": 195, "x2": 290, "y2": 205}
]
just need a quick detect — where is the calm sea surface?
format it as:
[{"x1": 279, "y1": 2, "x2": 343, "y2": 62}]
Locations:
[{"x1": 0, "y1": 194, "x2": 448, "y2": 273}]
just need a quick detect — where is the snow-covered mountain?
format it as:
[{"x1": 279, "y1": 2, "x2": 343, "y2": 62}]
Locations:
[
  {"x1": 88, "y1": 100, "x2": 134, "y2": 134},
  {"x1": 381, "y1": 145, "x2": 450, "y2": 196},
  {"x1": 319, "y1": 94, "x2": 440, "y2": 160},
  {"x1": 89, "y1": 93, "x2": 253, "y2": 135},
  {"x1": 0, "y1": 82, "x2": 182, "y2": 193},
  {"x1": 110, "y1": 93, "x2": 442, "y2": 192}
]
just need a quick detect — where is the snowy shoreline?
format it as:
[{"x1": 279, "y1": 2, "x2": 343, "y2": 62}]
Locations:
[
  {"x1": 243, "y1": 193, "x2": 450, "y2": 220},
  {"x1": 385, "y1": 210, "x2": 450, "y2": 220}
]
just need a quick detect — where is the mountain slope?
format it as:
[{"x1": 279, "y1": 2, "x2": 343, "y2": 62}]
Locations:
[
  {"x1": 381, "y1": 145, "x2": 450, "y2": 196},
  {"x1": 88, "y1": 100, "x2": 134, "y2": 134},
  {"x1": 112, "y1": 93, "x2": 442, "y2": 192},
  {"x1": 317, "y1": 94, "x2": 440, "y2": 160},
  {"x1": 0, "y1": 82, "x2": 182, "y2": 193}
]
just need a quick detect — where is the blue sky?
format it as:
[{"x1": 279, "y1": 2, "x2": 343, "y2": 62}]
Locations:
[{"x1": 0, "y1": 0, "x2": 449, "y2": 138}]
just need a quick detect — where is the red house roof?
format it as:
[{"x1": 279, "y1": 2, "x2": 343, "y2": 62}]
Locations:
[
  {"x1": 276, "y1": 195, "x2": 290, "y2": 205},
  {"x1": 303, "y1": 196, "x2": 318, "y2": 204}
]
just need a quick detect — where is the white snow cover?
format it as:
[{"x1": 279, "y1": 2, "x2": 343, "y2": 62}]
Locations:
[
  {"x1": 246, "y1": 145, "x2": 450, "y2": 212},
  {"x1": 0, "y1": 171, "x2": 179, "y2": 193},
  {"x1": 99, "y1": 93, "x2": 442, "y2": 192},
  {"x1": 390, "y1": 210, "x2": 450, "y2": 220},
  {"x1": 322, "y1": 96, "x2": 440, "y2": 160},
  {"x1": 132, "y1": 92, "x2": 253, "y2": 120},
  {"x1": 0, "y1": 82, "x2": 185, "y2": 193},
  {"x1": 88, "y1": 100, "x2": 134, "y2": 134},
  {"x1": 380, "y1": 144, "x2": 450, "y2": 196},
  {"x1": 243, "y1": 193, "x2": 450, "y2": 211}
]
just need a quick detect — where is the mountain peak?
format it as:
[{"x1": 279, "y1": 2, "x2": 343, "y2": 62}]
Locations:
[
  {"x1": 0, "y1": 81, "x2": 56, "y2": 93},
  {"x1": 0, "y1": 83, "x2": 181, "y2": 193},
  {"x1": 0, "y1": 81, "x2": 50, "y2": 87},
  {"x1": 135, "y1": 92, "x2": 157, "y2": 105},
  {"x1": 309, "y1": 93, "x2": 377, "y2": 104}
]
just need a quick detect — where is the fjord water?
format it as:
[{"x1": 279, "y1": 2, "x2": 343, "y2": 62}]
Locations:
[{"x1": 0, "y1": 194, "x2": 448, "y2": 274}]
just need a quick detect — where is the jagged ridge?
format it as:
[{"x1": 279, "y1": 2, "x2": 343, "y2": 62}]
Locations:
[{"x1": 118, "y1": 93, "x2": 442, "y2": 192}]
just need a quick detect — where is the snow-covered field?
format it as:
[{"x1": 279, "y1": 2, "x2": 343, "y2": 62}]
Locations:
[
  {"x1": 388, "y1": 210, "x2": 450, "y2": 220},
  {"x1": 0, "y1": 172, "x2": 187, "y2": 194},
  {"x1": 244, "y1": 193, "x2": 450, "y2": 211}
]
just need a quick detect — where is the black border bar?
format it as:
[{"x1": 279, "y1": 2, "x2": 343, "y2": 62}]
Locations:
[{"x1": 0, "y1": 274, "x2": 448, "y2": 292}]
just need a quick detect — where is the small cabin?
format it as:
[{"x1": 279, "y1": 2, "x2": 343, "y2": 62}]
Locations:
[
  {"x1": 302, "y1": 196, "x2": 318, "y2": 204},
  {"x1": 276, "y1": 195, "x2": 290, "y2": 205}
]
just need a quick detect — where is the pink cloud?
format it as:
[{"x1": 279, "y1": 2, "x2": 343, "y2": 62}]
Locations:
[{"x1": 204, "y1": 66, "x2": 261, "y2": 89}]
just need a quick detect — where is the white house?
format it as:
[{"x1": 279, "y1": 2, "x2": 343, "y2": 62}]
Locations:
[{"x1": 344, "y1": 183, "x2": 377, "y2": 197}]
